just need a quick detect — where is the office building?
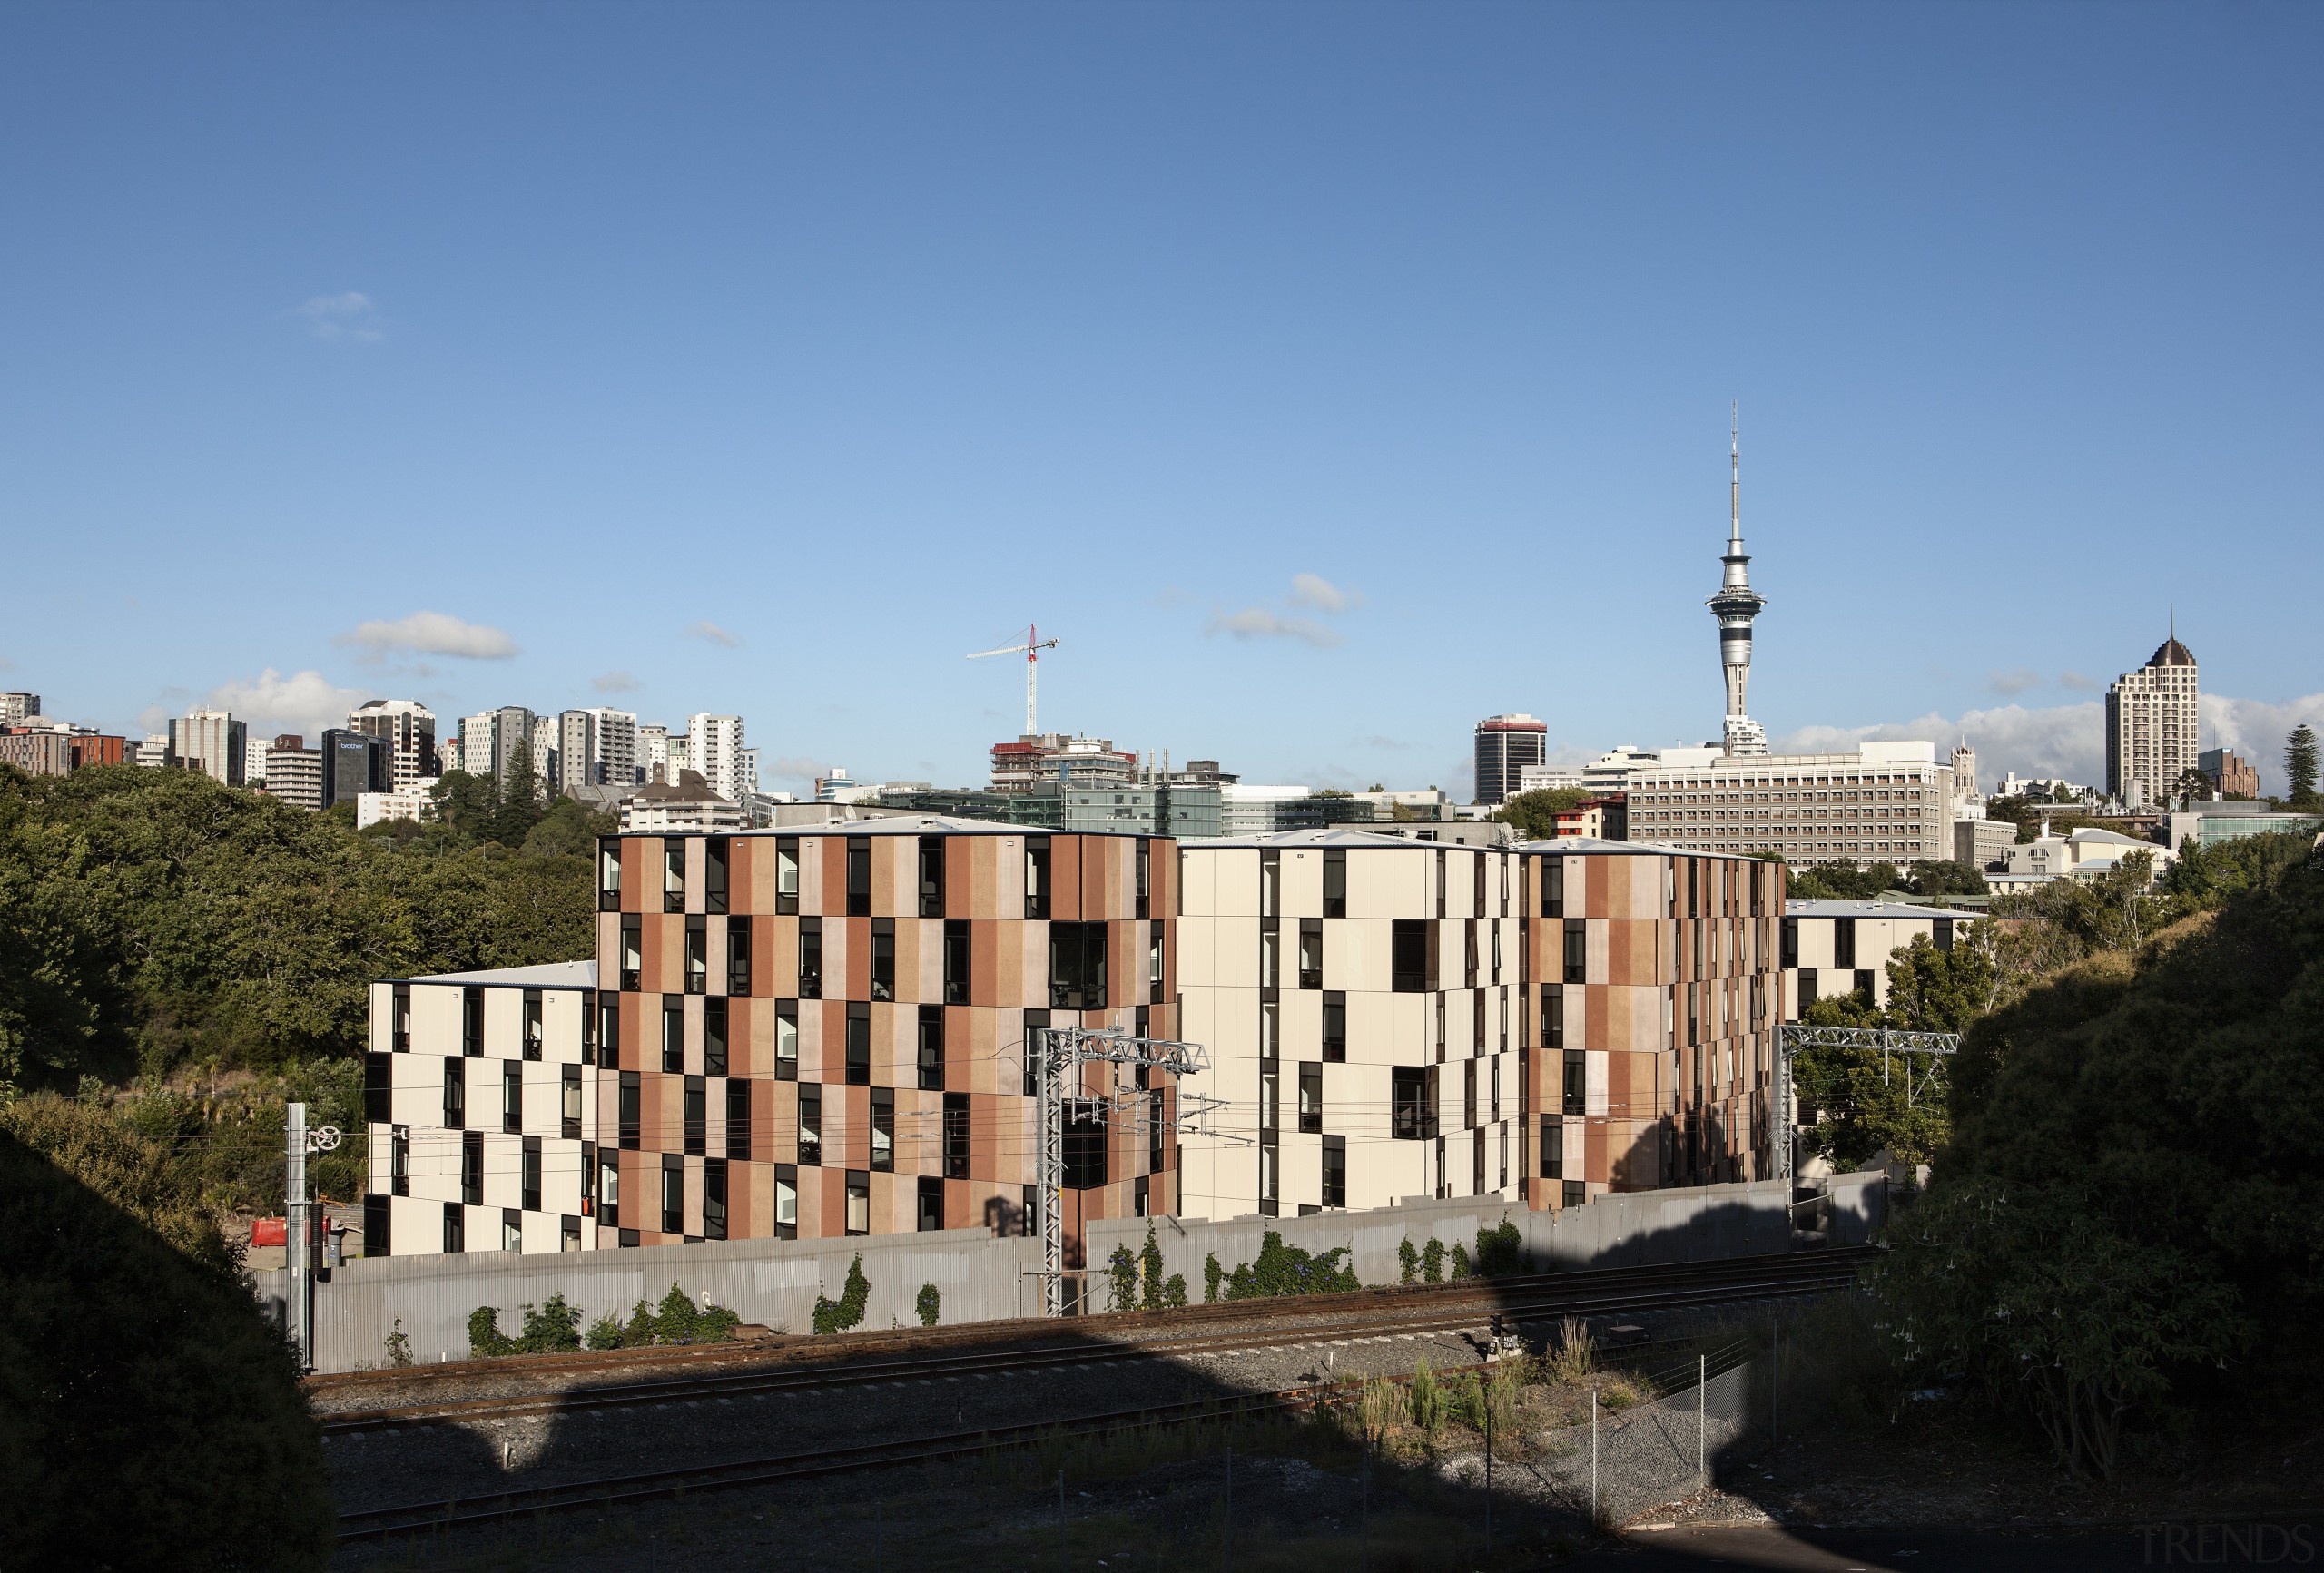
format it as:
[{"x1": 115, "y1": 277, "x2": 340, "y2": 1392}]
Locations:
[
  {"x1": 66, "y1": 732, "x2": 128, "y2": 769},
  {"x1": 1781, "y1": 900, "x2": 1963, "y2": 1018},
  {"x1": 1472, "y1": 714, "x2": 1548, "y2": 807},
  {"x1": 264, "y1": 735, "x2": 323, "y2": 810},
  {"x1": 1516, "y1": 764, "x2": 1583, "y2": 795},
  {"x1": 361, "y1": 961, "x2": 604, "y2": 1257},
  {"x1": 133, "y1": 734, "x2": 169, "y2": 769},
  {"x1": 2105, "y1": 631, "x2": 2199, "y2": 807},
  {"x1": 1625, "y1": 741, "x2": 1951, "y2": 865},
  {"x1": 1953, "y1": 818, "x2": 2016, "y2": 870},
  {"x1": 168, "y1": 708, "x2": 246, "y2": 786},
  {"x1": 990, "y1": 732, "x2": 1137, "y2": 794},
  {"x1": 0, "y1": 693, "x2": 41, "y2": 725},
  {"x1": 0, "y1": 728, "x2": 70, "y2": 775},
  {"x1": 320, "y1": 729, "x2": 392, "y2": 810},
  {"x1": 686, "y1": 714, "x2": 748, "y2": 805},
  {"x1": 581, "y1": 817, "x2": 1177, "y2": 1253},
  {"x1": 348, "y1": 700, "x2": 439, "y2": 791},
  {"x1": 2199, "y1": 748, "x2": 2260, "y2": 801},
  {"x1": 1581, "y1": 746, "x2": 1661, "y2": 796}
]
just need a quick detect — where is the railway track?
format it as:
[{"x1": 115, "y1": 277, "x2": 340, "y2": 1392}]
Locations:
[{"x1": 321, "y1": 1246, "x2": 1867, "y2": 1438}]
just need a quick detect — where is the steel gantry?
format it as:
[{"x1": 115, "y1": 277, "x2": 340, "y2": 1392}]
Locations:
[
  {"x1": 1031, "y1": 1024, "x2": 1229, "y2": 1317},
  {"x1": 1772, "y1": 1024, "x2": 1959, "y2": 1185}
]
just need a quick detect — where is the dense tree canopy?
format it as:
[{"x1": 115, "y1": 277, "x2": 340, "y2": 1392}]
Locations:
[{"x1": 1491, "y1": 787, "x2": 1588, "y2": 840}]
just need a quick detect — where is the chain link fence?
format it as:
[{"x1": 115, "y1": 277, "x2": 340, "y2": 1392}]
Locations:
[{"x1": 1524, "y1": 1342, "x2": 1757, "y2": 1527}]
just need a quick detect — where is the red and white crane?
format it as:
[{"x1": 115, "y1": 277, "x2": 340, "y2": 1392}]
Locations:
[{"x1": 967, "y1": 624, "x2": 1060, "y2": 737}]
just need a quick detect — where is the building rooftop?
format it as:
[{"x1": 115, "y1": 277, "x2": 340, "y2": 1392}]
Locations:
[
  {"x1": 644, "y1": 812, "x2": 1157, "y2": 841},
  {"x1": 1786, "y1": 899, "x2": 1963, "y2": 920},
  {"x1": 2148, "y1": 636, "x2": 2197, "y2": 668},
  {"x1": 1511, "y1": 836, "x2": 1686, "y2": 857},
  {"x1": 1198, "y1": 827, "x2": 1447, "y2": 850},
  {"x1": 399, "y1": 960, "x2": 598, "y2": 988}
]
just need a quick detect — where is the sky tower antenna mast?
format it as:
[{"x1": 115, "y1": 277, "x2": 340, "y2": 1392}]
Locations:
[{"x1": 968, "y1": 624, "x2": 1061, "y2": 736}]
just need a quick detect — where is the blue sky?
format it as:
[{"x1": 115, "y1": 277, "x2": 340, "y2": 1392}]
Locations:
[{"x1": 4, "y1": 3, "x2": 2319, "y2": 794}]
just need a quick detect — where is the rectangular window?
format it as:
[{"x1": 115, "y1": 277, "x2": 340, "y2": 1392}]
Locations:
[
  {"x1": 1565, "y1": 1180, "x2": 1587, "y2": 1208},
  {"x1": 502, "y1": 1210, "x2": 521, "y2": 1253},
  {"x1": 871, "y1": 1087, "x2": 894, "y2": 1173},
  {"x1": 871, "y1": 919, "x2": 896, "y2": 1001},
  {"x1": 1834, "y1": 917, "x2": 1856, "y2": 969},
  {"x1": 1473, "y1": 853, "x2": 1487, "y2": 918},
  {"x1": 599, "y1": 994, "x2": 621, "y2": 1065},
  {"x1": 1321, "y1": 991, "x2": 1346, "y2": 1063},
  {"x1": 1323, "y1": 849, "x2": 1346, "y2": 919},
  {"x1": 1023, "y1": 838, "x2": 1050, "y2": 920},
  {"x1": 685, "y1": 916, "x2": 707, "y2": 994},
  {"x1": 1464, "y1": 920, "x2": 1479, "y2": 988},
  {"x1": 620, "y1": 918, "x2": 642, "y2": 991},
  {"x1": 775, "y1": 1001, "x2": 798, "y2": 1082},
  {"x1": 845, "y1": 1170, "x2": 871, "y2": 1235},
  {"x1": 598, "y1": 838, "x2": 623, "y2": 912},
  {"x1": 664, "y1": 840, "x2": 686, "y2": 914},
  {"x1": 1259, "y1": 1066, "x2": 1279, "y2": 1134},
  {"x1": 462, "y1": 986, "x2": 485, "y2": 1057},
  {"x1": 1392, "y1": 919, "x2": 1428, "y2": 993},
  {"x1": 365, "y1": 1192, "x2": 391, "y2": 1256},
  {"x1": 461, "y1": 1131, "x2": 483, "y2": 1207},
  {"x1": 917, "y1": 1006, "x2": 945, "y2": 1091},
  {"x1": 1563, "y1": 1050, "x2": 1586, "y2": 1115},
  {"x1": 364, "y1": 1052, "x2": 391, "y2": 1124},
  {"x1": 918, "y1": 1175, "x2": 945, "y2": 1233},
  {"x1": 1136, "y1": 841, "x2": 1151, "y2": 920},
  {"x1": 798, "y1": 1086, "x2": 822, "y2": 1167},
  {"x1": 1780, "y1": 916, "x2": 1799, "y2": 970},
  {"x1": 1491, "y1": 925, "x2": 1502, "y2": 986},
  {"x1": 845, "y1": 1003, "x2": 870, "y2": 1085},
  {"x1": 1297, "y1": 919, "x2": 1323, "y2": 990},
  {"x1": 704, "y1": 1158, "x2": 728, "y2": 1241},
  {"x1": 600, "y1": 1151, "x2": 620, "y2": 1222},
  {"x1": 1297, "y1": 1063, "x2": 1322, "y2": 1134},
  {"x1": 390, "y1": 1124, "x2": 409, "y2": 1195},
  {"x1": 1463, "y1": 1058, "x2": 1477, "y2": 1128},
  {"x1": 775, "y1": 837, "x2": 800, "y2": 915},
  {"x1": 1540, "y1": 856, "x2": 1565, "y2": 917},
  {"x1": 1541, "y1": 989, "x2": 1564, "y2": 1053},
  {"x1": 391, "y1": 984, "x2": 411, "y2": 1052},
  {"x1": 1934, "y1": 918, "x2": 1955, "y2": 953},
  {"x1": 943, "y1": 1091, "x2": 970, "y2": 1180},
  {"x1": 1258, "y1": 1138, "x2": 1278, "y2": 1214},
  {"x1": 1798, "y1": 971, "x2": 1818, "y2": 1011},
  {"x1": 1259, "y1": 850, "x2": 1279, "y2": 919},
  {"x1": 1491, "y1": 1056, "x2": 1502, "y2": 1123},
  {"x1": 663, "y1": 1000, "x2": 684, "y2": 1073},
  {"x1": 1563, "y1": 919, "x2": 1587, "y2": 984},
  {"x1": 1260, "y1": 928, "x2": 1280, "y2": 990},
  {"x1": 560, "y1": 1214, "x2": 581, "y2": 1253},
  {"x1": 443, "y1": 1058, "x2": 466, "y2": 1129},
  {"x1": 662, "y1": 1157, "x2": 684, "y2": 1235},
  {"x1": 705, "y1": 836, "x2": 729, "y2": 915},
  {"x1": 943, "y1": 919, "x2": 970, "y2": 1005},
  {"x1": 522, "y1": 1136, "x2": 542, "y2": 1212},
  {"x1": 774, "y1": 1164, "x2": 798, "y2": 1240},
  {"x1": 1472, "y1": 992, "x2": 1486, "y2": 1054},
  {"x1": 704, "y1": 996, "x2": 728, "y2": 1077},
  {"x1": 846, "y1": 836, "x2": 872, "y2": 917},
  {"x1": 726, "y1": 1079, "x2": 752, "y2": 1161},
  {"x1": 1540, "y1": 1116, "x2": 1562, "y2": 1179},
  {"x1": 562, "y1": 1065, "x2": 583, "y2": 1140},
  {"x1": 728, "y1": 916, "x2": 753, "y2": 995},
  {"x1": 618, "y1": 1070, "x2": 640, "y2": 1149},
  {"x1": 1322, "y1": 1136, "x2": 1346, "y2": 1209},
  {"x1": 581, "y1": 990, "x2": 597, "y2": 1067},
  {"x1": 1392, "y1": 1067, "x2": 1432, "y2": 1140},
  {"x1": 1436, "y1": 848, "x2": 1447, "y2": 918},
  {"x1": 1049, "y1": 922, "x2": 1108, "y2": 1011},
  {"x1": 443, "y1": 1202, "x2": 465, "y2": 1254},
  {"x1": 1148, "y1": 1086, "x2": 1165, "y2": 1175},
  {"x1": 1023, "y1": 1010, "x2": 1049, "y2": 1097},
  {"x1": 1854, "y1": 968, "x2": 1876, "y2": 999},
  {"x1": 1259, "y1": 998, "x2": 1279, "y2": 1061},
  {"x1": 684, "y1": 1076, "x2": 706, "y2": 1156},
  {"x1": 799, "y1": 918, "x2": 822, "y2": 998},
  {"x1": 1149, "y1": 929, "x2": 1165, "y2": 1004},
  {"x1": 919, "y1": 835, "x2": 947, "y2": 918}
]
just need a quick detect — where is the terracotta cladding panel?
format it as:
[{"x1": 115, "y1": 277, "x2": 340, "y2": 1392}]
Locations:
[
  {"x1": 967, "y1": 838, "x2": 998, "y2": 919},
  {"x1": 991, "y1": 920, "x2": 1022, "y2": 1009},
  {"x1": 728, "y1": 838, "x2": 753, "y2": 912},
  {"x1": 842, "y1": 1085, "x2": 869, "y2": 1168},
  {"x1": 819, "y1": 1171, "x2": 846, "y2": 1240},
  {"x1": 622, "y1": 838, "x2": 645, "y2": 913},
  {"x1": 764, "y1": 920, "x2": 790, "y2": 1002},
  {"x1": 843, "y1": 918, "x2": 871, "y2": 999},
  {"x1": 819, "y1": 836, "x2": 847, "y2": 914},
  {"x1": 656, "y1": 916, "x2": 683, "y2": 996}
]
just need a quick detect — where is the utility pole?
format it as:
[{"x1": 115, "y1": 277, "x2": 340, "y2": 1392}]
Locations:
[{"x1": 283, "y1": 1101, "x2": 342, "y2": 1372}]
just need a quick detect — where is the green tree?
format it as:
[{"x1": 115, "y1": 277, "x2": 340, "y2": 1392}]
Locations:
[
  {"x1": 1789, "y1": 861, "x2": 1904, "y2": 900},
  {"x1": 1492, "y1": 788, "x2": 1587, "y2": 841},
  {"x1": 1905, "y1": 860, "x2": 1988, "y2": 899},
  {"x1": 813, "y1": 1254, "x2": 871, "y2": 1333},
  {"x1": 2287, "y1": 723, "x2": 2319, "y2": 808}
]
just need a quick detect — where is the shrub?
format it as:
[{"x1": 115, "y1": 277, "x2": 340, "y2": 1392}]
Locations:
[
  {"x1": 1447, "y1": 1370, "x2": 1487, "y2": 1430},
  {"x1": 620, "y1": 1299, "x2": 656, "y2": 1346},
  {"x1": 519, "y1": 1293, "x2": 583, "y2": 1353},
  {"x1": 1474, "y1": 1217, "x2": 1524, "y2": 1277},
  {"x1": 1203, "y1": 1251, "x2": 1223, "y2": 1303},
  {"x1": 814, "y1": 1253, "x2": 871, "y2": 1334},
  {"x1": 1107, "y1": 1243, "x2": 1139, "y2": 1312},
  {"x1": 915, "y1": 1283, "x2": 940, "y2": 1327},
  {"x1": 383, "y1": 1319, "x2": 413, "y2": 1368},
  {"x1": 1163, "y1": 1273, "x2": 1187, "y2": 1308},
  {"x1": 468, "y1": 1304, "x2": 516, "y2": 1359},
  {"x1": 1450, "y1": 1243, "x2": 1472, "y2": 1281},
  {"x1": 1139, "y1": 1224, "x2": 1165, "y2": 1311},
  {"x1": 1398, "y1": 1238, "x2": 1419, "y2": 1285},
  {"x1": 1221, "y1": 1231, "x2": 1360, "y2": 1300},
  {"x1": 1421, "y1": 1237, "x2": 1444, "y2": 1283},
  {"x1": 584, "y1": 1313, "x2": 624, "y2": 1351}
]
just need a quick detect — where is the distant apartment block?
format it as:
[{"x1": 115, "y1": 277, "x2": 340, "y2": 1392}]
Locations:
[
  {"x1": 0, "y1": 693, "x2": 42, "y2": 725},
  {"x1": 1624, "y1": 742, "x2": 1951, "y2": 866},
  {"x1": 1516, "y1": 764, "x2": 1583, "y2": 795},
  {"x1": 357, "y1": 782, "x2": 439, "y2": 831},
  {"x1": 559, "y1": 708, "x2": 639, "y2": 792},
  {"x1": 362, "y1": 961, "x2": 603, "y2": 1257},
  {"x1": 687, "y1": 714, "x2": 748, "y2": 805},
  {"x1": 0, "y1": 728, "x2": 69, "y2": 775},
  {"x1": 1472, "y1": 714, "x2": 1548, "y2": 807},
  {"x1": 67, "y1": 732, "x2": 128, "y2": 769},
  {"x1": 2199, "y1": 747, "x2": 2260, "y2": 801},
  {"x1": 1780, "y1": 899, "x2": 1961, "y2": 1017},
  {"x1": 168, "y1": 708, "x2": 246, "y2": 786},
  {"x1": 347, "y1": 700, "x2": 439, "y2": 791},
  {"x1": 2106, "y1": 633, "x2": 2199, "y2": 807},
  {"x1": 621, "y1": 770, "x2": 746, "y2": 833},
  {"x1": 264, "y1": 735, "x2": 323, "y2": 810}
]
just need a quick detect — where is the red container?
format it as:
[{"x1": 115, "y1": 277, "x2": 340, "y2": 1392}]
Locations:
[{"x1": 251, "y1": 1216, "x2": 287, "y2": 1248}]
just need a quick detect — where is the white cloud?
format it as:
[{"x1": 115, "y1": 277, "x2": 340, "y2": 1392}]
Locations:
[
  {"x1": 1772, "y1": 691, "x2": 2324, "y2": 797},
  {"x1": 1984, "y1": 668, "x2": 2043, "y2": 697},
  {"x1": 335, "y1": 611, "x2": 518, "y2": 660},
  {"x1": 684, "y1": 621, "x2": 743, "y2": 649},
  {"x1": 1287, "y1": 573, "x2": 1362, "y2": 614},
  {"x1": 764, "y1": 755, "x2": 829, "y2": 782},
  {"x1": 1205, "y1": 606, "x2": 1342, "y2": 647},
  {"x1": 207, "y1": 669, "x2": 375, "y2": 745},
  {"x1": 293, "y1": 291, "x2": 383, "y2": 344},
  {"x1": 591, "y1": 671, "x2": 643, "y2": 694}
]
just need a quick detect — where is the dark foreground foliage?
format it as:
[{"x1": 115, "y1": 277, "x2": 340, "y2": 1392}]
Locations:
[{"x1": 0, "y1": 1097, "x2": 333, "y2": 1570}]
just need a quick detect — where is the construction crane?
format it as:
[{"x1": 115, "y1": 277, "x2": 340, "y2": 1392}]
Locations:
[{"x1": 967, "y1": 624, "x2": 1059, "y2": 737}]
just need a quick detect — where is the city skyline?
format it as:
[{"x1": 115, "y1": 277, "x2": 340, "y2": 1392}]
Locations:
[{"x1": 3, "y1": 5, "x2": 2319, "y2": 795}]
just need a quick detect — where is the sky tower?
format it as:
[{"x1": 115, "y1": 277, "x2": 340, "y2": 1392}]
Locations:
[{"x1": 1707, "y1": 405, "x2": 1769, "y2": 755}]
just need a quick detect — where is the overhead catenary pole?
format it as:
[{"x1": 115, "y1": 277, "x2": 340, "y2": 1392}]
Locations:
[{"x1": 286, "y1": 1101, "x2": 307, "y2": 1370}]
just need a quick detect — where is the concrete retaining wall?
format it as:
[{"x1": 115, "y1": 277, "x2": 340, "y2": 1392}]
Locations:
[{"x1": 260, "y1": 1175, "x2": 1878, "y2": 1373}]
